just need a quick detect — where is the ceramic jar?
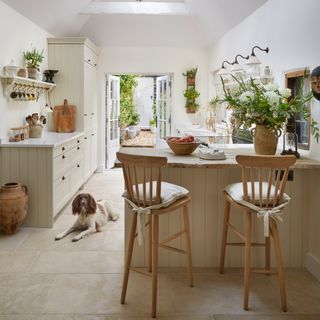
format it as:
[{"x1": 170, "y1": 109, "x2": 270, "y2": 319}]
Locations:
[
  {"x1": 29, "y1": 124, "x2": 43, "y2": 138},
  {"x1": 252, "y1": 125, "x2": 281, "y2": 155},
  {"x1": 0, "y1": 183, "x2": 28, "y2": 234}
]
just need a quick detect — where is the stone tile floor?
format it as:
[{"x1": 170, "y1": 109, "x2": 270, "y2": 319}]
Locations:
[{"x1": 0, "y1": 169, "x2": 320, "y2": 320}]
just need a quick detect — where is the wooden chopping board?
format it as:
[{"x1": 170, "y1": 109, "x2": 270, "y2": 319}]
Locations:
[{"x1": 53, "y1": 99, "x2": 76, "y2": 133}]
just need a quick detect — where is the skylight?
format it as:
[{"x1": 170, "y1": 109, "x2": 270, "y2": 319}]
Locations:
[{"x1": 80, "y1": 1, "x2": 190, "y2": 16}]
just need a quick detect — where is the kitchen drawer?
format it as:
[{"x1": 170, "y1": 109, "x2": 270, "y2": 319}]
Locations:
[
  {"x1": 70, "y1": 159, "x2": 84, "y2": 195},
  {"x1": 53, "y1": 136, "x2": 83, "y2": 158},
  {"x1": 53, "y1": 151, "x2": 71, "y2": 178},
  {"x1": 53, "y1": 172, "x2": 70, "y2": 215}
]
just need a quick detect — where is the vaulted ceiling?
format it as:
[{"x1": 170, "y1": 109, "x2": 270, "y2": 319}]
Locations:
[{"x1": 2, "y1": 0, "x2": 268, "y2": 47}]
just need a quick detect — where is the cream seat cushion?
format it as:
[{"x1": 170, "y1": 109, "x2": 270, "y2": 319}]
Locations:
[
  {"x1": 225, "y1": 182, "x2": 290, "y2": 208},
  {"x1": 123, "y1": 181, "x2": 189, "y2": 208}
]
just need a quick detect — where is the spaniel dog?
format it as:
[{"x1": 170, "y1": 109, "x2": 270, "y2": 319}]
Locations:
[{"x1": 55, "y1": 193, "x2": 118, "y2": 242}]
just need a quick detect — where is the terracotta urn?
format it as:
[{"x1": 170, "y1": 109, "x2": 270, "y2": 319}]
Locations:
[
  {"x1": 0, "y1": 183, "x2": 28, "y2": 234},
  {"x1": 252, "y1": 125, "x2": 281, "y2": 155}
]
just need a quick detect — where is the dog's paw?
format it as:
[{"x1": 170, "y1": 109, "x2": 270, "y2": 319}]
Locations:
[
  {"x1": 72, "y1": 237, "x2": 81, "y2": 242},
  {"x1": 55, "y1": 236, "x2": 62, "y2": 241}
]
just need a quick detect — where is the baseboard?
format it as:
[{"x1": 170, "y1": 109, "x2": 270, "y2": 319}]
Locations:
[
  {"x1": 305, "y1": 252, "x2": 320, "y2": 281},
  {"x1": 95, "y1": 164, "x2": 104, "y2": 173}
]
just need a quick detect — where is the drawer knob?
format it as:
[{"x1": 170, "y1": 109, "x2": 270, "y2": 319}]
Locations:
[
  {"x1": 94, "y1": 63, "x2": 97, "y2": 67},
  {"x1": 84, "y1": 137, "x2": 87, "y2": 140},
  {"x1": 92, "y1": 133, "x2": 95, "y2": 136},
  {"x1": 84, "y1": 113, "x2": 88, "y2": 116},
  {"x1": 91, "y1": 113, "x2": 94, "y2": 115},
  {"x1": 77, "y1": 140, "x2": 80, "y2": 143},
  {"x1": 62, "y1": 176, "x2": 66, "y2": 181},
  {"x1": 88, "y1": 59, "x2": 91, "y2": 62},
  {"x1": 62, "y1": 147, "x2": 65, "y2": 151},
  {"x1": 62, "y1": 155, "x2": 66, "y2": 159},
  {"x1": 77, "y1": 164, "x2": 80, "y2": 168},
  {"x1": 77, "y1": 146, "x2": 80, "y2": 150}
]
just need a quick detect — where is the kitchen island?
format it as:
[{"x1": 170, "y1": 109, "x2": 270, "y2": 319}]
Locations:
[{"x1": 120, "y1": 145, "x2": 320, "y2": 280}]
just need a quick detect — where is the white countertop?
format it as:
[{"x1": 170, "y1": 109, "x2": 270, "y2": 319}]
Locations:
[{"x1": 0, "y1": 131, "x2": 85, "y2": 148}]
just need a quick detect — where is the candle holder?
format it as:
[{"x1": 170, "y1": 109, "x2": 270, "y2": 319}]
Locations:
[{"x1": 281, "y1": 131, "x2": 300, "y2": 158}]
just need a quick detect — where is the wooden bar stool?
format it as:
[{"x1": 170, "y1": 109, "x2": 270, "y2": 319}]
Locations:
[
  {"x1": 117, "y1": 152, "x2": 194, "y2": 318},
  {"x1": 219, "y1": 154, "x2": 296, "y2": 312}
]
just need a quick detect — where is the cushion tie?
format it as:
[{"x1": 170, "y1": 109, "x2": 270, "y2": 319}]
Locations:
[
  {"x1": 257, "y1": 208, "x2": 283, "y2": 237},
  {"x1": 124, "y1": 197, "x2": 158, "y2": 246}
]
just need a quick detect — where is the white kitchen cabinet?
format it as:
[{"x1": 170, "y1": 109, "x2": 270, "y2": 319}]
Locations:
[
  {"x1": 47, "y1": 37, "x2": 99, "y2": 132},
  {"x1": 0, "y1": 132, "x2": 86, "y2": 227}
]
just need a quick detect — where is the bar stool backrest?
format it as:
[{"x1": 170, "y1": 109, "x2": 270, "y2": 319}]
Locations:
[
  {"x1": 235, "y1": 155, "x2": 297, "y2": 208},
  {"x1": 117, "y1": 152, "x2": 168, "y2": 208}
]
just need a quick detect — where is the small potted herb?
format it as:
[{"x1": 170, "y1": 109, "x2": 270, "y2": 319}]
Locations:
[
  {"x1": 149, "y1": 118, "x2": 157, "y2": 133},
  {"x1": 23, "y1": 48, "x2": 44, "y2": 79},
  {"x1": 183, "y1": 67, "x2": 198, "y2": 85}
]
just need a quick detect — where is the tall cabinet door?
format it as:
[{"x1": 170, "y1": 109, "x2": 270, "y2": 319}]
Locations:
[{"x1": 83, "y1": 61, "x2": 98, "y2": 130}]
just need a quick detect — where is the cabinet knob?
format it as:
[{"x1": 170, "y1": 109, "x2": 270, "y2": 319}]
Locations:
[
  {"x1": 84, "y1": 137, "x2": 88, "y2": 140},
  {"x1": 88, "y1": 59, "x2": 91, "y2": 62},
  {"x1": 91, "y1": 133, "x2": 95, "y2": 136},
  {"x1": 62, "y1": 176, "x2": 66, "y2": 181},
  {"x1": 77, "y1": 140, "x2": 80, "y2": 143},
  {"x1": 91, "y1": 113, "x2": 94, "y2": 115},
  {"x1": 77, "y1": 146, "x2": 80, "y2": 150},
  {"x1": 94, "y1": 63, "x2": 97, "y2": 67},
  {"x1": 77, "y1": 164, "x2": 80, "y2": 168},
  {"x1": 62, "y1": 155, "x2": 66, "y2": 159},
  {"x1": 62, "y1": 147, "x2": 65, "y2": 151}
]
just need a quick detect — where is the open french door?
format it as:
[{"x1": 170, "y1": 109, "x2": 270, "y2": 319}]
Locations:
[
  {"x1": 156, "y1": 75, "x2": 171, "y2": 141},
  {"x1": 106, "y1": 75, "x2": 120, "y2": 169}
]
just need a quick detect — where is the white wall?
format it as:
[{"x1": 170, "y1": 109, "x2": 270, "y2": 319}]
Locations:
[
  {"x1": 208, "y1": 0, "x2": 320, "y2": 160},
  {"x1": 0, "y1": 0, "x2": 50, "y2": 139},
  {"x1": 208, "y1": 0, "x2": 320, "y2": 280},
  {"x1": 134, "y1": 77, "x2": 154, "y2": 128}
]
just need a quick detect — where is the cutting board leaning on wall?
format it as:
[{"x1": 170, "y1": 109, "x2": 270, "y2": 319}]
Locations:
[{"x1": 52, "y1": 99, "x2": 77, "y2": 132}]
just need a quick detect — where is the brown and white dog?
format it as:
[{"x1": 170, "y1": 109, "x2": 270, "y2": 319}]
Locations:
[{"x1": 55, "y1": 193, "x2": 118, "y2": 242}]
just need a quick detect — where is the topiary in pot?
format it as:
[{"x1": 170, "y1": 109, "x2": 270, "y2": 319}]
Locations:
[{"x1": 23, "y1": 48, "x2": 44, "y2": 79}]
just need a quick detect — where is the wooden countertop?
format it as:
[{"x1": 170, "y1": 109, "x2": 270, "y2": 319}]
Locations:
[{"x1": 118, "y1": 144, "x2": 320, "y2": 169}]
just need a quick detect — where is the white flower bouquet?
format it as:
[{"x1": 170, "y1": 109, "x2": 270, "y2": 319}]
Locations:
[{"x1": 221, "y1": 76, "x2": 319, "y2": 141}]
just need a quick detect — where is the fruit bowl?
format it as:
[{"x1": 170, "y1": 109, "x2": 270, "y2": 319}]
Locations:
[{"x1": 165, "y1": 136, "x2": 201, "y2": 155}]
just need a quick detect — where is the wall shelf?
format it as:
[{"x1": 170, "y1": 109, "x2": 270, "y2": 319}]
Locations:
[{"x1": 1, "y1": 75, "x2": 56, "y2": 98}]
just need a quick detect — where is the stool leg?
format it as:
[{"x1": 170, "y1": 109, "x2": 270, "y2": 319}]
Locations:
[
  {"x1": 265, "y1": 235, "x2": 271, "y2": 273},
  {"x1": 148, "y1": 215, "x2": 153, "y2": 273},
  {"x1": 183, "y1": 205, "x2": 194, "y2": 287},
  {"x1": 121, "y1": 212, "x2": 138, "y2": 304},
  {"x1": 271, "y1": 219, "x2": 287, "y2": 312},
  {"x1": 152, "y1": 214, "x2": 159, "y2": 318},
  {"x1": 219, "y1": 199, "x2": 230, "y2": 274},
  {"x1": 243, "y1": 211, "x2": 252, "y2": 311}
]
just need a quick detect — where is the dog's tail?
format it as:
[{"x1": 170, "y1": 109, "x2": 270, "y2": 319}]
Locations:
[{"x1": 97, "y1": 200, "x2": 119, "y2": 221}]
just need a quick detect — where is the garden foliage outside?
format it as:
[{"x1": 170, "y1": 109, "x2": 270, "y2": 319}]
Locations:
[{"x1": 119, "y1": 75, "x2": 140, "y2": 127}]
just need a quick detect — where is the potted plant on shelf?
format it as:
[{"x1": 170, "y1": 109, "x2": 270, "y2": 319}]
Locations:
[
  {"x1": 184, "y1": 87, "x2": 200, "y2": 113},
  {"x1": 149, "y1": 118, "x2": 157, "y2": 133},
  {"x1": 220, "y1": 75, "x2": 319, "y2": 154},
  {"x1": 23, "y1": 48, "x2": 44, "y2": 80},
  {"x1": 183, "y1": 67, "x2": 198, "y2": 86}
]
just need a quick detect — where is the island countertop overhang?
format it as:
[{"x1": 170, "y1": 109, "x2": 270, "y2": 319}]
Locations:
[{"x1": 118, "y1": 144, "x2": 320, "y2": 169}]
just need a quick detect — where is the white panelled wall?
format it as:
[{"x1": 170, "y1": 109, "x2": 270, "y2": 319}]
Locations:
[{"x1": 0, "y1": 0, "x2": 51, "y2": 138}]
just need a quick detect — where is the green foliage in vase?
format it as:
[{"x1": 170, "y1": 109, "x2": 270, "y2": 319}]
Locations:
[
  {"x1": 220, "y1": 74, "x2": 319, "y2": 141},
  {"x1": 23, "y1": 48, "x2": 44, "y2": 69},
  {"x1": 120, "y1": 75, "x2": 140, "y2": 127},
  {"x1": 149, "y1": 118, "x2": 156, "y2": 127}
]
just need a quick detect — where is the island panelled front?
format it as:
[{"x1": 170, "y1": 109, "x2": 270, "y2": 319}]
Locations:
[{"x1": 120, "y1": 147, "x2": 320, "y2": 280}]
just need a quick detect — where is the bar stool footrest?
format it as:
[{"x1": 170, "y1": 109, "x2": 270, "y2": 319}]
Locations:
[{"x1": 159, "y1": 243, "x2": 187, "y2": 254}]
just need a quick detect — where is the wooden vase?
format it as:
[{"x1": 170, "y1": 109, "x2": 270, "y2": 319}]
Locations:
[
  {"x1": 0, "y1": 183, "x2": 28, "y2": 234},
  {"x1": 252, "y1": 125, "x2": 281, "y2": 155}
]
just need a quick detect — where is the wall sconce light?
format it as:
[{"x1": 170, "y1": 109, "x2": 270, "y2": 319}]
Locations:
[
  {"x1": 230, "y1": 54, "x2": 249, "y2": 73},
  {"x1": 245, "y1": 46, "x2": 269, "y2": 77},
  {"x1": 217, "y1": 60, "x2": 233, "y2": 75}
]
